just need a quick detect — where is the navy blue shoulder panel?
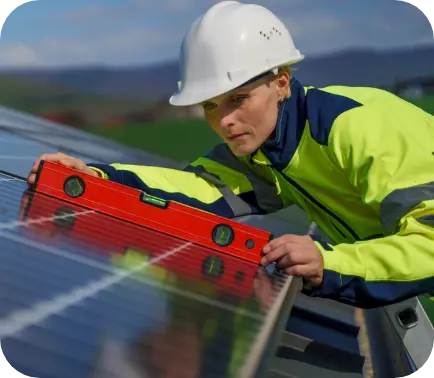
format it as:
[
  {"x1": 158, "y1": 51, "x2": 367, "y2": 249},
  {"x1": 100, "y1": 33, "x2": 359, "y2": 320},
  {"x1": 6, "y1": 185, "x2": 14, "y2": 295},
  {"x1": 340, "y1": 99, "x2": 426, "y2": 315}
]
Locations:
[
  {"x1": 306, "y1": 89, "x2": 363, "y2": 145},
  {"x1": 259, "y1": 79, "x2": 363, "y2": 170},
  {"x1": 261, "y1": 78, "x2": 307, "y2": 171}
]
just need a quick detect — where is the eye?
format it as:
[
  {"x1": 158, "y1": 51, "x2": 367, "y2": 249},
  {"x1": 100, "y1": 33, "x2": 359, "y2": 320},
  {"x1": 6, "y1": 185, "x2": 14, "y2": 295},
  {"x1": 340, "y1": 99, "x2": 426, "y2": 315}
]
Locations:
[
  {"x1": 202, "y1": 102, "x2": 217, "y2": 110},
  {"x1": 233, "y1": 95, "x2": 247, "y2": 104}
]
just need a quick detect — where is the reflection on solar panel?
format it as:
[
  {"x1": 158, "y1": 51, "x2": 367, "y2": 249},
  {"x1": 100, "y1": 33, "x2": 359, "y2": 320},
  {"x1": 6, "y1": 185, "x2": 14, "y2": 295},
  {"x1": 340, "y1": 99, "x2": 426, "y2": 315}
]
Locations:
[{"x1": 0, "y1": 171, "x2": 299, "y2": 378}]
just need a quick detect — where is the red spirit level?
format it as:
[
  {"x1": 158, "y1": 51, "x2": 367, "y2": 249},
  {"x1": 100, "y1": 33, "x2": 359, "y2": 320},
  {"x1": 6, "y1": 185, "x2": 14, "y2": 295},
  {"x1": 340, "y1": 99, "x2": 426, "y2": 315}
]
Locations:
[
  {"x1": 20, "y1": 190, "x2": 259, "y2": 298},
  {"x1": 31, "y1": 160, "x2": 272, "y2": 264}
]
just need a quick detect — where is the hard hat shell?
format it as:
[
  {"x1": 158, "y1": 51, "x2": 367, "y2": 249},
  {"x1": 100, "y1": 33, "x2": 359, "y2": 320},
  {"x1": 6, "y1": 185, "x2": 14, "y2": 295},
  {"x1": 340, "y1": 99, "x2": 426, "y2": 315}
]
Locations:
[{"x1": 169, "y1": 1, "x2": 304, "y2": 106}]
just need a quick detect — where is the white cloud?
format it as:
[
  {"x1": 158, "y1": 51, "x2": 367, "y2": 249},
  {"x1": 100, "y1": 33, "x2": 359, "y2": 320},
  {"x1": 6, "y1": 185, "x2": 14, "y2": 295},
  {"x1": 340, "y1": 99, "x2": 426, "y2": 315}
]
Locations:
[{"x1": 0, "y1": 43, "x2": 42, "y2": 66}]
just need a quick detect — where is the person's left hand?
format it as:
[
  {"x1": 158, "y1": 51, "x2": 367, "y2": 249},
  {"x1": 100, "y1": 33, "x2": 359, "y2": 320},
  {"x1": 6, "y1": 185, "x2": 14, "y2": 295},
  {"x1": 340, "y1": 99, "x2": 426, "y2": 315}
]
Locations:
[{"x1": 261, "y1": 234, "x2": 324, "y2": 287}]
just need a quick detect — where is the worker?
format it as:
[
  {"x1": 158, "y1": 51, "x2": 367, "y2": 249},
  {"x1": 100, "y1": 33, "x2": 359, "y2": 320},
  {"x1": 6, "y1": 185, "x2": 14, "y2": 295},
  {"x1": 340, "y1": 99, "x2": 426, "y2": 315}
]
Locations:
[{"x1": 27, "y1": 1, "x2": 434, "y2": 309}]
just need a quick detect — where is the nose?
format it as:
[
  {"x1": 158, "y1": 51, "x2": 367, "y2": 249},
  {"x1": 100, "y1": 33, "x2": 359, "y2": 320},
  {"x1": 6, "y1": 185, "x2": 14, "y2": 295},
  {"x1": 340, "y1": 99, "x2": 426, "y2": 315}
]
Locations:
[{"x1": 219, "y1": 104, "x2": 236, "y2": 130}]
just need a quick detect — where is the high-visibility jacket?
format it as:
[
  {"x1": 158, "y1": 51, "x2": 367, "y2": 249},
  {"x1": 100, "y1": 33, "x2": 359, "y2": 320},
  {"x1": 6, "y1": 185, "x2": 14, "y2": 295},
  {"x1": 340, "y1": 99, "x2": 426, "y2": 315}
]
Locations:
[{"x1": 89, "y1": 78, "x2": 434, "y2": 309}]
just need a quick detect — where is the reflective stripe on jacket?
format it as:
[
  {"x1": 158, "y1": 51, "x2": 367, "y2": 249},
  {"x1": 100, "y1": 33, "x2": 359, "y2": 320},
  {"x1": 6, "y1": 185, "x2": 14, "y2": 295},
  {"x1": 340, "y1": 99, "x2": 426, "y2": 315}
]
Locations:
[{"x1": 89, "y1": 78, "x2": 434, "y2": 309}]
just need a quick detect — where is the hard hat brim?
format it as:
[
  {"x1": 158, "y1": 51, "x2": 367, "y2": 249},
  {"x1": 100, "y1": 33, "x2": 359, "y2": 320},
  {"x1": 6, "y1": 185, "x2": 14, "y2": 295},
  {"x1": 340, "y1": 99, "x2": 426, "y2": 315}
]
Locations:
[{"x1": 169, "y1": 57, "x2": 305, "y2": 107}]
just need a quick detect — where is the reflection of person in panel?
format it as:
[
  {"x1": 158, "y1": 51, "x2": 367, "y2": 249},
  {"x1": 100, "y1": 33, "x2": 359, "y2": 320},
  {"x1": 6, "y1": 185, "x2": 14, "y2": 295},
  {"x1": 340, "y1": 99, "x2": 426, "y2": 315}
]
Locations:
[{"x1": 90, "y1": 255, "x2": 280, "y2": 378}]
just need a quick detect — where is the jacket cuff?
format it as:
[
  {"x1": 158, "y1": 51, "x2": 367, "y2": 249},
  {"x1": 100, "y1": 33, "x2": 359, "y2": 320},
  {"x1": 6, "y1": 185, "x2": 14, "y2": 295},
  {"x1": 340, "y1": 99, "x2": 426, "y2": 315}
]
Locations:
[
  {"x1": 302, "y1": 237, "x2": 342, "y2": 297},
  {"x1": 88, "y1": 166, "x2": 109, "y2": 179}
]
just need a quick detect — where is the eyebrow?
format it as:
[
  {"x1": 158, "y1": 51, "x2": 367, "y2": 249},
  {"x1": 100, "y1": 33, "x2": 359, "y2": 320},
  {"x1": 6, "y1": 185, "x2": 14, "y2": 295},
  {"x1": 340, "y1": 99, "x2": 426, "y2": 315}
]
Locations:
[{"x1": 202, "y1": 91, "x2": 250, "y2": 107}]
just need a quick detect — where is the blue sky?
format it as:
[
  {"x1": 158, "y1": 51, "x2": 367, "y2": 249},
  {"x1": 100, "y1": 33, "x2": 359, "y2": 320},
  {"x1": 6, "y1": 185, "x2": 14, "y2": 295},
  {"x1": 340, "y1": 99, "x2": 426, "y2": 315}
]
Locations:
[{"x1": 0, "y1": 0, "x2": 432, "y2": 67}]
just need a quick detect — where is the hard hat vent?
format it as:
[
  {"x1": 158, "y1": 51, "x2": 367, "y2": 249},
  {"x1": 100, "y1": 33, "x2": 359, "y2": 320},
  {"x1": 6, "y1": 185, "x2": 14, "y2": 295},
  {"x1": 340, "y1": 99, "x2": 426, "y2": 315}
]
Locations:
[{"x1": 259, "y1": 26, "x2": 282, "y2": 40}]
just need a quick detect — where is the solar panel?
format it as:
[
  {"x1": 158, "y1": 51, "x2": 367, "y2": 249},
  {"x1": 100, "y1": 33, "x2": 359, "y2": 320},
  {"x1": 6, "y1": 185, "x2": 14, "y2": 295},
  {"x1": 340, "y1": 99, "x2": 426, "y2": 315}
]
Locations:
[{"x1": 0, "y1": 170, "x2": 300, "y2": 378}]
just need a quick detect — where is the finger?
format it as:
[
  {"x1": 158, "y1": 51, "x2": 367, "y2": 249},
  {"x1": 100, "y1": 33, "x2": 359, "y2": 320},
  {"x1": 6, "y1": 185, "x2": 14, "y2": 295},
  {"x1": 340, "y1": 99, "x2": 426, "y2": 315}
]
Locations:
[
  {"x1": 31, "y1": 156, "x2": 43, "y2": 172},
  {"x1": 58, "y1": 158, "x2": 86, "y2": 171},
  {"x1": 32, "y1": 152, "x2": 68, "y2": 171},
  {"x1": 284, "y1": 264, "x2": 311, "y2": 277},
  {"x1": 261, "y1": 243, "x2": 292, "y2": 265},
  {"x1": 275, "y1": 250, "x2": 306, "y2": 269},
  {"x1": 269, "y1": 242, "x2": 307, "y2": 263},
  {"x1": 285, "y1": 263, "x2": 319, "y2": 278},
  {"x1": 27, "y1": 173, "x2": 35, "y2": 185},
  {"x1": 263, "y1": 235, "x2": 294, "y2": 254},
  {"x1": 263, "y1": 234, "x2": 307, "y2": 253},
  {"x1": 29, "y1": 153, "x2": 69, "y2": 186},
  {"x1": 262, "y1": 237, "x2": 284, "y2": 254}
]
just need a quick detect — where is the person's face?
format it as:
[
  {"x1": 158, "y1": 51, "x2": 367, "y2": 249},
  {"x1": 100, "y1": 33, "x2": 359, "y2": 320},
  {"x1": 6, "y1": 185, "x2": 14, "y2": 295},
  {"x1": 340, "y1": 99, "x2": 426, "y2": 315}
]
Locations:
[{"x1": 202, "y1": 72, "x2": 290, "y2": 157}]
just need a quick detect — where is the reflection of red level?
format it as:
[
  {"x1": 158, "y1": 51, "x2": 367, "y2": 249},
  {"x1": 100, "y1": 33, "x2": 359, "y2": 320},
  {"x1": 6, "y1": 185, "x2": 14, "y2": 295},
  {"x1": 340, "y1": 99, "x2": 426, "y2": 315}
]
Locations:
[
  {"x1": 21, "y1": 191, "x2": 259, "y2": 298},
  {"x1": 31, "y1": 161, "x2": 272, "y2": 264}
]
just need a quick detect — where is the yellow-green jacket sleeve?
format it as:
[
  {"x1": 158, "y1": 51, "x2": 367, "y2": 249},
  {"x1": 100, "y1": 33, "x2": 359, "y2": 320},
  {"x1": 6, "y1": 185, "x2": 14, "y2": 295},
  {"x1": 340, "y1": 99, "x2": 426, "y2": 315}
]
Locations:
[
  {"x1": 88, "y1": 144, "x2": 283, "y2": 218},
  {"x1": 305, "y1": 100, "x2": 434, "y2": 308}
]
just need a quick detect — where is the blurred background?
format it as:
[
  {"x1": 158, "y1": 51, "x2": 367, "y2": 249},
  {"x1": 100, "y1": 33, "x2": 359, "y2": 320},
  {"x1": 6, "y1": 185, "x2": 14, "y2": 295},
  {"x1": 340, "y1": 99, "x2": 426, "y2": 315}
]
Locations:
[{"x1": 0, "y1": 0, "x2": 433, "y2": 163}]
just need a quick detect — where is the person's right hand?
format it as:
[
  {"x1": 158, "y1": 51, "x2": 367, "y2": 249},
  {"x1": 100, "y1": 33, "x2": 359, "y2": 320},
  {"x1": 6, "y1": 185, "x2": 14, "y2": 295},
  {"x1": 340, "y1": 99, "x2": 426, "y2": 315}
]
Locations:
[{"x1": 28, "y1": 152, "x2": 99, "y2": 186}]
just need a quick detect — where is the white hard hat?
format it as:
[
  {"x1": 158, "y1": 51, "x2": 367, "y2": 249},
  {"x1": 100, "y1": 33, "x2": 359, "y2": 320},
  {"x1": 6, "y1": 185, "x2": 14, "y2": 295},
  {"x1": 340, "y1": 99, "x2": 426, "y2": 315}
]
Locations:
[{"x1": 169, "y1": 1, "x2": 304, "y2": 107}]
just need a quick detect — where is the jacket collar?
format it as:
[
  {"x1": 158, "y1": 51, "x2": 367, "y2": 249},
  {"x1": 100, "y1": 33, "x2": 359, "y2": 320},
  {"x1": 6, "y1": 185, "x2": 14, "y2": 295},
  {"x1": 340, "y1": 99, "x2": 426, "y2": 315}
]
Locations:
[{"x1": 250, "y1": 77, "x2": 306, "y2": 170}]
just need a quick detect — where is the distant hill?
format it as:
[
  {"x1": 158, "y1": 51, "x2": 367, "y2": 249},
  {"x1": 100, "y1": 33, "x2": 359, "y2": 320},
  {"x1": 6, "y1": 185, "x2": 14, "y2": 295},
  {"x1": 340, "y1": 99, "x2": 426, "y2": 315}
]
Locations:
[
  {"x1": 0, "y1": 74, "x2": 151, "y2": 123},
  {"x1": 1, "y1": 44, "x2": 433, "y2": 102}
]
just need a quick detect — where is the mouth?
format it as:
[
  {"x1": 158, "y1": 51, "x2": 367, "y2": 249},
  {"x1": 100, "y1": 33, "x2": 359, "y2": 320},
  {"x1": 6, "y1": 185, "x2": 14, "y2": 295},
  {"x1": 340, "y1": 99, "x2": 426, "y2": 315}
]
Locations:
[{"x1": 227, "y1": 133, "x2": 247, "y2": 141}]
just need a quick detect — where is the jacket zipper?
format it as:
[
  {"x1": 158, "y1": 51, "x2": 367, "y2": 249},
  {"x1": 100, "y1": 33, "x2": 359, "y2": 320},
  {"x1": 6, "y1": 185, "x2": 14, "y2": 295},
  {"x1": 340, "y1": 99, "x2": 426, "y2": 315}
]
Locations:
[{"x1": 281, "y1": 174, "x2": 360, "y2": 241}]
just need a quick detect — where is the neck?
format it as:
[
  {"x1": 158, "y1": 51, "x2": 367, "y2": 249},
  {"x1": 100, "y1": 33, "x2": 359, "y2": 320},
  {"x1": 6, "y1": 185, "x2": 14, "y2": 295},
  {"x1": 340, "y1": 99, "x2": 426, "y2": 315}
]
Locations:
[{"x1": 255, "y1": 77, "x2": 307, "y2": 170}]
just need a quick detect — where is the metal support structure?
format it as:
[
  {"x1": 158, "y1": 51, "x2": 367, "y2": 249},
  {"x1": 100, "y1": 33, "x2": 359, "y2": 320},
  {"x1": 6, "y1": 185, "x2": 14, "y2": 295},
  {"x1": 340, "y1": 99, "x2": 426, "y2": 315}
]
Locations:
[{"x1": 384, "y1": 297, "x2": 434, "y2": 370}]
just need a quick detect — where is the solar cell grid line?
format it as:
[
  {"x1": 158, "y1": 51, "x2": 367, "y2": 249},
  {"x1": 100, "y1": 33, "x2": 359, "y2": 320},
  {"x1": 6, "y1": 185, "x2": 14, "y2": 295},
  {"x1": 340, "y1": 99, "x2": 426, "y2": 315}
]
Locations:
[
  {"x1": 0, "y1": 178, "x2": 21, "y2": 182},
  {"x1": 0, "y1": 241, "x2": 190, "y2": 339},
  {"x1": 0, "y1": 172, "x2": 297, "y2": 378}
]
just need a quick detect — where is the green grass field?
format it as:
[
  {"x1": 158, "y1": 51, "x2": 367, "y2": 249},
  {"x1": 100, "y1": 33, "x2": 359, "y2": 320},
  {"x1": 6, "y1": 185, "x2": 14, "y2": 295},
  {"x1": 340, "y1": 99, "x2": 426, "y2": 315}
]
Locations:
[
  {"x1": 89, "y1": 118, "x2": 219, "y2": 163},
  {"x1": 420, "y1": 296, "x2": 434, "y2": 324},
  {"x1": 408, "y1": 95, "x2": 434, "y2": 115}
]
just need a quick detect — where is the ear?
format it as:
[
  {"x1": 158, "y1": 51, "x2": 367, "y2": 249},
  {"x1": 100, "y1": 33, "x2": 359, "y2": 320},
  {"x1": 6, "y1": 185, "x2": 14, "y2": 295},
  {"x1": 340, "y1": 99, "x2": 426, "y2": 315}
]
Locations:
[{"x1": 275, "y1": 71, "x2": 290, "y2": 100}]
